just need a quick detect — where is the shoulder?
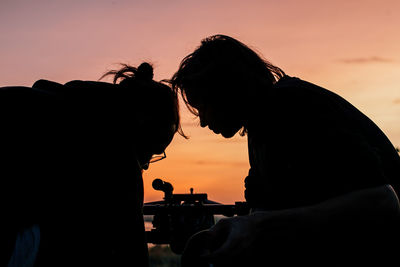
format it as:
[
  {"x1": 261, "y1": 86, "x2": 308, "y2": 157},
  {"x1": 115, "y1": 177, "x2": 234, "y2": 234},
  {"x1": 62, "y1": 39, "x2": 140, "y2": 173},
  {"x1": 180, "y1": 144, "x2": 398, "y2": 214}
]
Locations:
[
  {"x1": 64, "y1": 80, "x2": 115, "y2": 90},
  {"x1": 33, "y1": 79, "x2": 64, "y2": 90},
  {"x1": 64, "y1": 80, "x2": 118, "y2": 97},
  {"x1": 269, "y1": 76, "x2": 367, "y2": 123},
  {"x1": 0, "y1": 86, "x2": 31, "y2": 100},
  {"x1": 272, "y1": 76, "x2": 344, "y2": 106},
  {"x1": 32, "y1": 79, "x2": 121, "y2": 97}
]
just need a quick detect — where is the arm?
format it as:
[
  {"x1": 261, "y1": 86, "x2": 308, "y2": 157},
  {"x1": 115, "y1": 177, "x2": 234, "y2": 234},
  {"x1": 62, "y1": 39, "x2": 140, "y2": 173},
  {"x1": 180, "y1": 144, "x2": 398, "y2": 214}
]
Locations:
[
  {"x1": 295, "y1": 184, "x2": 399, "y2": 226},
  {"x1": 182, "y1": 185, "x2": 400, "y2": 266}
]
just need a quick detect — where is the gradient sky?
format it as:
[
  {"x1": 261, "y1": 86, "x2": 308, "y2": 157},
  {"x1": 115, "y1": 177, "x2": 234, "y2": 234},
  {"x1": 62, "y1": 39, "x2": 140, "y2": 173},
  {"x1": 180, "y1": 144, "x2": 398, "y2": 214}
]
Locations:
[{"x1": 1, "y1": 0, "x2": 399, "y2": 203}]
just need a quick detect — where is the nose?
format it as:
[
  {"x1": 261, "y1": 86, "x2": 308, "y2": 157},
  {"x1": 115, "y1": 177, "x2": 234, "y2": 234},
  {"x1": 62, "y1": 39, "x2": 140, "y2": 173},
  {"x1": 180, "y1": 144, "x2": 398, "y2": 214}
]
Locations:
[
  {"x1": 199, "y1": 110, "x2": 208, "y2": 128},
  {"x1": 199, "y1": 115, "x2": 207, "y2": 128}
]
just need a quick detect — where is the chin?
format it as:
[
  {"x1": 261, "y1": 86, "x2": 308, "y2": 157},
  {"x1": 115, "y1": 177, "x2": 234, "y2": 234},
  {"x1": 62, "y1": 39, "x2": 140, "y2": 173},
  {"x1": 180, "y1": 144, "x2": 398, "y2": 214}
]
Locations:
[
  {"x1": 210, "y1": 125, "x2": 241, "y2": 138},
  {"x1": 221, "y1": 129, "x2": 239, "y2": 138}
]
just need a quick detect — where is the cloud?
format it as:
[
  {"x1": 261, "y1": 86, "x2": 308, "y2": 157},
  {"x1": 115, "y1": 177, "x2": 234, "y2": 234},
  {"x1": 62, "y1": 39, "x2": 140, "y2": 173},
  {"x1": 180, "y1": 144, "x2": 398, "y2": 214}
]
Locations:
[{"x1": 339, "y1": 56, "x2": 394, "y2": 64}]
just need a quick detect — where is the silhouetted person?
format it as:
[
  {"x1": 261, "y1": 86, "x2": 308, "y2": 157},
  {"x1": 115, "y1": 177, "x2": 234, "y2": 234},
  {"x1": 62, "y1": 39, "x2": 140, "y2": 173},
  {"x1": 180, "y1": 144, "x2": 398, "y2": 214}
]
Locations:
[
  {"x1": 170, "y1": 35, "x2": 400, "y2": 266},
  {"x1": 1, "y1": 62, "x2": 184, "y2": 267}
]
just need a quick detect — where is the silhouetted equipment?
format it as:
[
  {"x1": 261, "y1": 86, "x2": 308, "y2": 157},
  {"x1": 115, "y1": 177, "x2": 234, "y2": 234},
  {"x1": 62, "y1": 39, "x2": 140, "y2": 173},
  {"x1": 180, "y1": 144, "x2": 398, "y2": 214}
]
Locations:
[{"x1": 143, "y1": 178, "x2": 249, "y2": 254}]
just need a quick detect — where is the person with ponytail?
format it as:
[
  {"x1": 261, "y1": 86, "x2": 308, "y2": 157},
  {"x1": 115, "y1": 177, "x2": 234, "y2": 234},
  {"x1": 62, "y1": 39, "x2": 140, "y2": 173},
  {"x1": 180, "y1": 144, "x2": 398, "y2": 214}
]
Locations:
[
  {"x1": 1, "y1": 62, "x2": 184, "y2": 267},
  {"x1": 171, "y1": 35, "x2": 400, "y2": 266}
]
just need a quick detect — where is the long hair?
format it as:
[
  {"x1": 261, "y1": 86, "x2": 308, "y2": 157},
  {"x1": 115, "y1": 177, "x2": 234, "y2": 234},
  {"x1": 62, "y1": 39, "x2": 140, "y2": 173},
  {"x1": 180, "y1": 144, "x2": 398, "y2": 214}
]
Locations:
[
  {"x1": 101, "y1": 62, "x2": 186, "y2": 138},
  {"x1": 170, "y1": 34, "x2": 285, "y2": 135}
]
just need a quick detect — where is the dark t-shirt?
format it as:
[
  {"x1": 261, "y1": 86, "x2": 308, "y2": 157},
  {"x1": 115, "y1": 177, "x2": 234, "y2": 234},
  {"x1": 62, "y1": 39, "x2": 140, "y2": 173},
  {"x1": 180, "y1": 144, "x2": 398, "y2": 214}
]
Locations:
[
  {"x1": 2, "y1": 80, "x2": 148, "y2": 266},
  {"x1": 245, "y1": 76, "x2": 400, "y2": 210}
]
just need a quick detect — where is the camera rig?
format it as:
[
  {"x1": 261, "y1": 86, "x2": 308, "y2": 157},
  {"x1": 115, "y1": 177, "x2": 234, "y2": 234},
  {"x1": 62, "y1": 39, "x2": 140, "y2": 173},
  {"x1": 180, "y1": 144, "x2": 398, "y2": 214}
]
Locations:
[{"x1": 143, "y1": 178, "x2": 249, "y2": 254}]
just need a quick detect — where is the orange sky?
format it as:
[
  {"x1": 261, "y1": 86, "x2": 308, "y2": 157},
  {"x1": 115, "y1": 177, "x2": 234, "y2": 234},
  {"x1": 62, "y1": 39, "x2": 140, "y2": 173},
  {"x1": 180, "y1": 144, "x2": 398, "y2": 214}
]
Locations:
[{"x1": 1, "y1": 0, "x2": 399, "y2": 203}]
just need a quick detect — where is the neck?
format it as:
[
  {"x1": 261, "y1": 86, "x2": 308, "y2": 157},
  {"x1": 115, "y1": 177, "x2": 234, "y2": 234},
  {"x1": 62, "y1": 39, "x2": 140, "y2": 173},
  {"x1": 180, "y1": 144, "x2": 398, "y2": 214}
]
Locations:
[{"x1": 243, "y1": 82, "x2": 274, "y2": 132}]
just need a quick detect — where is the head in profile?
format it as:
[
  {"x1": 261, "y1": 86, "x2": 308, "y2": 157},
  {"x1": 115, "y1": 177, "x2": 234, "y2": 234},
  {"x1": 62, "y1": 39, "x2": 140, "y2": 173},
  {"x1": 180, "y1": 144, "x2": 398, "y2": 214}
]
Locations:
[
  {"x1": 31, "y1": 62, "x2": 185, "y2": 171},
  {"x1": 171, "y1": 34, "x2": 285, "y2": 138},
  {"x1": 100, "y1": 62, "x2": 185, "y2": 169}
]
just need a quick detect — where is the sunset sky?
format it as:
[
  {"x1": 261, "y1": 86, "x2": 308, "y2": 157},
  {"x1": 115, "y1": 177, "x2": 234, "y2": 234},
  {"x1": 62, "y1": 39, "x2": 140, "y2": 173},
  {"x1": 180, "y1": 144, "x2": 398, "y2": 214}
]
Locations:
[{"x1": 1, "y1": 0, "x2": 399, "y2": 203}]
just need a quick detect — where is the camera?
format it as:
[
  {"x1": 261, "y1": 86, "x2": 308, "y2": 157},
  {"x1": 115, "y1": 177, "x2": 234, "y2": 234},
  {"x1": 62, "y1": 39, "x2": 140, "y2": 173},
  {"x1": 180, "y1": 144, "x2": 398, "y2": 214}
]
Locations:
[{"x1": 143, "y1": 178, "x2": 249, "y2": 254}]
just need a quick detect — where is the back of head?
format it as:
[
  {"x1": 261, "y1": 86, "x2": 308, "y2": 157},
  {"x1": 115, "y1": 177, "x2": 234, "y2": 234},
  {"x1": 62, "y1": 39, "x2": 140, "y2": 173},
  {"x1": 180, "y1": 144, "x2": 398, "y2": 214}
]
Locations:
[
  {"x1": 171, "y1": 34, "x2": 285, "y2": 114},
  {"x1": 102, "y1": 62, "x2": 185, "y2": 147}
]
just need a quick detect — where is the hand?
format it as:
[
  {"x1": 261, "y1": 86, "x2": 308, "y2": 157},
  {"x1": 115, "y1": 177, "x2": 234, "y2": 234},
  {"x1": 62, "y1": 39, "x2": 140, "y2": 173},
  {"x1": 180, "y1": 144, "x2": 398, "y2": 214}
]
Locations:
[
  {"x1": 181, "y1": 209, "x2": 328, "y2": 267},
  {"x1": 181, "y1": 185, "x2": 400, "y2": 266},
  {"x1": 181, "y1": 214, "x2": 264, "y2": 267}
]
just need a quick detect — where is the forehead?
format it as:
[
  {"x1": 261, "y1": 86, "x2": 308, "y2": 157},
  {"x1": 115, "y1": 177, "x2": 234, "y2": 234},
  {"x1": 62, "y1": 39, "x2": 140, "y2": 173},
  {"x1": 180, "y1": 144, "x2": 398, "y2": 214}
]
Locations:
[
  {"x1": 184, "y1": 87, "x2": 202, "y2": 105},
  {"x1": 184, "y1": 83, "x2": 219, "y2": 105},
  {"x1": 184, "y1": 82, "x2": 239, "y2": 110}
]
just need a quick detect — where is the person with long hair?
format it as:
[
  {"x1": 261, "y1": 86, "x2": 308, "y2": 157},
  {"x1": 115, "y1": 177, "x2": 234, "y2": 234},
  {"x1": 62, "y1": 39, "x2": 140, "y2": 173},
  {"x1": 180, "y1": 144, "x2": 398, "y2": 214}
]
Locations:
[
  {"x1": 171, "y1": 35, "x2": 400, "y2": 266},
  {"x1": 2, "y1": 62, "x2": 184, "y2": 267}
]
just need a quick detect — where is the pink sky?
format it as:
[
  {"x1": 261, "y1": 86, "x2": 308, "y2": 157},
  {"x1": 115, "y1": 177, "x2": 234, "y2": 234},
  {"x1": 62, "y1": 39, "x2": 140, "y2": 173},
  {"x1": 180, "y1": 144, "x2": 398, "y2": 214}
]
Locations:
[{"x1": 1, "y1": 0, "x2": 399, "y2": 203}]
